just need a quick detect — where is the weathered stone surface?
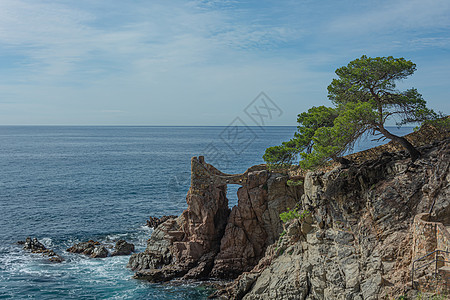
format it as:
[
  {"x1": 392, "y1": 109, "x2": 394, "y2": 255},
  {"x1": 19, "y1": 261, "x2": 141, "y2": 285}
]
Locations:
[
  {"x1": 111, "y1": 240, "x2": 135, "y2": 256},
  {"x1": 91, "y1": 245, "x2": 109, "y2": 258},
  {"x1": 67, "y1": 241, "x2": 97, "y2": 255},
  {"x1": 211, "y1": 170, "x2": 299, "y2": 279}
]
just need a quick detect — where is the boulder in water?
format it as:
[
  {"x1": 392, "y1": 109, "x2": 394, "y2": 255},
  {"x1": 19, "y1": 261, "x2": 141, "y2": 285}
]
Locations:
[
  {"x1": 91, "y1": 245, "x2": 109, "y2": 258},
  {"x1": 22, "y1": 237, "x2": 46, "y2": 252},
  {"x1": 111, "y1": 240, "x2": 135, "y2": 256},
  {"x1": 18, "y1": 237, "x2": 64, "y2": 263},
  {"x1": 67, "y1": 240, "x2": 109, "y2": 258}
]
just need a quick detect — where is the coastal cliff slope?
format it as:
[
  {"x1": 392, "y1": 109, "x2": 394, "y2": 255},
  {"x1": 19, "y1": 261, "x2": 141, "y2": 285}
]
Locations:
[
  {"x1": 217, "y1": 137, "x2": 450, "y2": 299},
  {"x1": 129, "y1": 124, "x2": 449, "y2": 299}
]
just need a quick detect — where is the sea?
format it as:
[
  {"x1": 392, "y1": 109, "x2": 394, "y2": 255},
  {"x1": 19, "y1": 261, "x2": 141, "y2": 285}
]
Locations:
[{"x1": 0, "y1": 126, "x2": 413, "y2": 299}]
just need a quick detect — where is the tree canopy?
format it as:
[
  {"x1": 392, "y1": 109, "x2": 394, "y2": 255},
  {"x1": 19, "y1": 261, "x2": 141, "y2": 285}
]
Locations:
[
  {"x1": 263, "y1": 106, "x2": 337, "y2": 167},
  {"x1": 264, "y1": 55, "x2": 442, "y2": 169}
]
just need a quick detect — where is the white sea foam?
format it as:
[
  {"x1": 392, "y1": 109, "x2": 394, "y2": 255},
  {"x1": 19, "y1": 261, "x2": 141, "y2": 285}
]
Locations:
[{"x1": 39, "y1": 237, "x2": 54, "y2": 248}]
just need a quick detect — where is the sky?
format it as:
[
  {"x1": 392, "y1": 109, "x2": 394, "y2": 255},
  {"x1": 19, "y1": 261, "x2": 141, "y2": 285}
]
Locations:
[{"x1": 0, "y1": 0, "x2": 449, "y2": 126}]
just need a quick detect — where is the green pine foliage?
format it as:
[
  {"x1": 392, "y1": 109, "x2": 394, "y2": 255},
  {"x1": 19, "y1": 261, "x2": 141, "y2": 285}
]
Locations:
[{"x1": 264, "y1": 55, "x2": 444, "y2": 169}]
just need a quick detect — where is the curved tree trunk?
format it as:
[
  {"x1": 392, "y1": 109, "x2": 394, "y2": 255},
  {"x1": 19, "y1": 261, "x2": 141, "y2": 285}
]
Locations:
[
  {"x1": 331, "y1": 155, "x2": 352, "y2": 166},
  {"x1": 377, "y1": 126, "x2": 421, "y2": 161}
]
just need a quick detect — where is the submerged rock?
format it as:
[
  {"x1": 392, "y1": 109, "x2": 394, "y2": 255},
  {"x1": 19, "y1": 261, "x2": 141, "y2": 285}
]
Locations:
[{"x1": 18, "y1": 237, "x2": 64, "y2": 263}]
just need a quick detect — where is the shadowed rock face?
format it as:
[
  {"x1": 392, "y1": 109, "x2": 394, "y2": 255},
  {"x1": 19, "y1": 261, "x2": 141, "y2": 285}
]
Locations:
[{"x1": 128, "y1": 156, "x2": 298, "y2": 282}]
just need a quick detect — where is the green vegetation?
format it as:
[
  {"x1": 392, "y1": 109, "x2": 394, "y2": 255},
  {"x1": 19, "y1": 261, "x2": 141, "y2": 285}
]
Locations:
[
  {"x1": 264, "y1": 55, "x2": 444, "y2": 169},
  {"x1": 263, "y1": 106, "x2": 338, "y2": 167},
  {"x1": 286, "y1": 179, "x2": 303, "y2": 187},
  {"x1": 415, "y1": 116, "x2": 450, "y2": 131},
  {"x1": 279, "y1": 207, "x2": 300, "y2": 223},
  {"x1": 279, "y1": 207, "x2": 310, "y2": 224},
  {"x1": 413, "y1": 292, "x2": 448, "y2": 300}
]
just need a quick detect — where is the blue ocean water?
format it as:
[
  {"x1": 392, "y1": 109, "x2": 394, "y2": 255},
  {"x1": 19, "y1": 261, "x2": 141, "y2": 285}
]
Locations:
[{"x1": 0, "y1": 126, "x2": 412, "y2": 299}]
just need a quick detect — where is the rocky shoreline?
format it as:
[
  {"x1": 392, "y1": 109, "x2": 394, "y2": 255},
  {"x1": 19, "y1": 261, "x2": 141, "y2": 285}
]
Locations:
[
  {"x1": 18, "y1": 237, "x2": 64, "y2": 263},
  {"x1": 15, "y1": 126, "x2": 449, "y2": 298},
  {"x1": 18, "y1": 237, "x2": 135, "y2": 261},
  {"x1": 127, "y1": 157, "x2": 296, "y2": 282},
  {"x1": 67, "y1": 239, "x2": 135, "y2": 258},
  {"x1": 127, "y1": 125, "x2": 450, "y2": 299}
]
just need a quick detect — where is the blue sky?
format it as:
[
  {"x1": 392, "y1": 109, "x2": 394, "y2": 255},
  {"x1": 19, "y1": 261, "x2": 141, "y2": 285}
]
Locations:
[{"x1": 0, "y1": 0, "x2": 449, "y2": 125}]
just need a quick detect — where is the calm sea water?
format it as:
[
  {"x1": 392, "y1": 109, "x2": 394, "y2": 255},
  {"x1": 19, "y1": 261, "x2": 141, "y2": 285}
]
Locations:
[{"x1": 0, "y1": 126, "x2": 412, "y2": 299}]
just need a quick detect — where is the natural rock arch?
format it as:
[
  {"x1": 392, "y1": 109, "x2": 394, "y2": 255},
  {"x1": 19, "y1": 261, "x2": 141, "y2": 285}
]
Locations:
[{"x1": 128, "y1": 156, "x2": 298, "y2": 281}]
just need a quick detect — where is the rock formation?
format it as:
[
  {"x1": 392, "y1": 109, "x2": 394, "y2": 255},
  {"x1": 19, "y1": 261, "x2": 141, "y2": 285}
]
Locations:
[
  {"x1": 129, "y1": 123, "x2": 449, "y2": 299},
  {"x1": 128, "y1": 156, "x2": 298, "y2": 282},
  {"x1": 111, "y1": 240, "x2": 135, "y2": 256},
  {"x1": 147, "y1": 215, "x2": 177, "y2": 229},
  {"x1": 215, "y1": 138, "x2": 450, "y2": 299},
  {"x1": 67, "y1": 239, "x2": 135, "y2": 258},
  {"x1": 67, "y1": 240, "x2": 109, "y2": 258},
  {"x1": 19, "y1": 237, "x2": 64, "y2": 263}
]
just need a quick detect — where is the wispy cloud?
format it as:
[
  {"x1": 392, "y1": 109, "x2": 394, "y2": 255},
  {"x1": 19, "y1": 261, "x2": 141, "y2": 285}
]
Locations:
[
  {"x1": 0, "y1": 0, "x2": 302, "y2": 84},
  {"x1": 328, "y1": 0, "x2": 450, "y2": 35},
  {"x1": 0, "y1": 0, "x2": 448, "y2": 125}
]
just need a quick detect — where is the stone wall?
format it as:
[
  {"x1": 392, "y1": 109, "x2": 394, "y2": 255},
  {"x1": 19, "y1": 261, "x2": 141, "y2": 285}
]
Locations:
[
  {"x1": 412, "y1": 213, "x2": 450, "y2": 264},
  {"x1": 412, "y1": 213, "x2": 438, "y2": 261},
  {"x1": 436, "y1": 223, "x2": 450, "y2": 267}
]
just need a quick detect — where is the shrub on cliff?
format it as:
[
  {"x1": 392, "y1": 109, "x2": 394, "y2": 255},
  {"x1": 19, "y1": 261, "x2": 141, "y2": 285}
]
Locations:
[{"x1": 264, "y1": 55, "x2": 444, "y2": 169}]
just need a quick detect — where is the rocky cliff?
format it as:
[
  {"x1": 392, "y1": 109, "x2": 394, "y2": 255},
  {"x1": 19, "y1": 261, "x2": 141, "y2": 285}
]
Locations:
[
  {"x1": 129, "y1": 126, "x2": 449, "y2": 299},
  {"x1": 216, "y1": 138, "x2": 450, "y2": 300},
  {"x1": 128, "y1": 156, "x2": 298, "y2": 282}
]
